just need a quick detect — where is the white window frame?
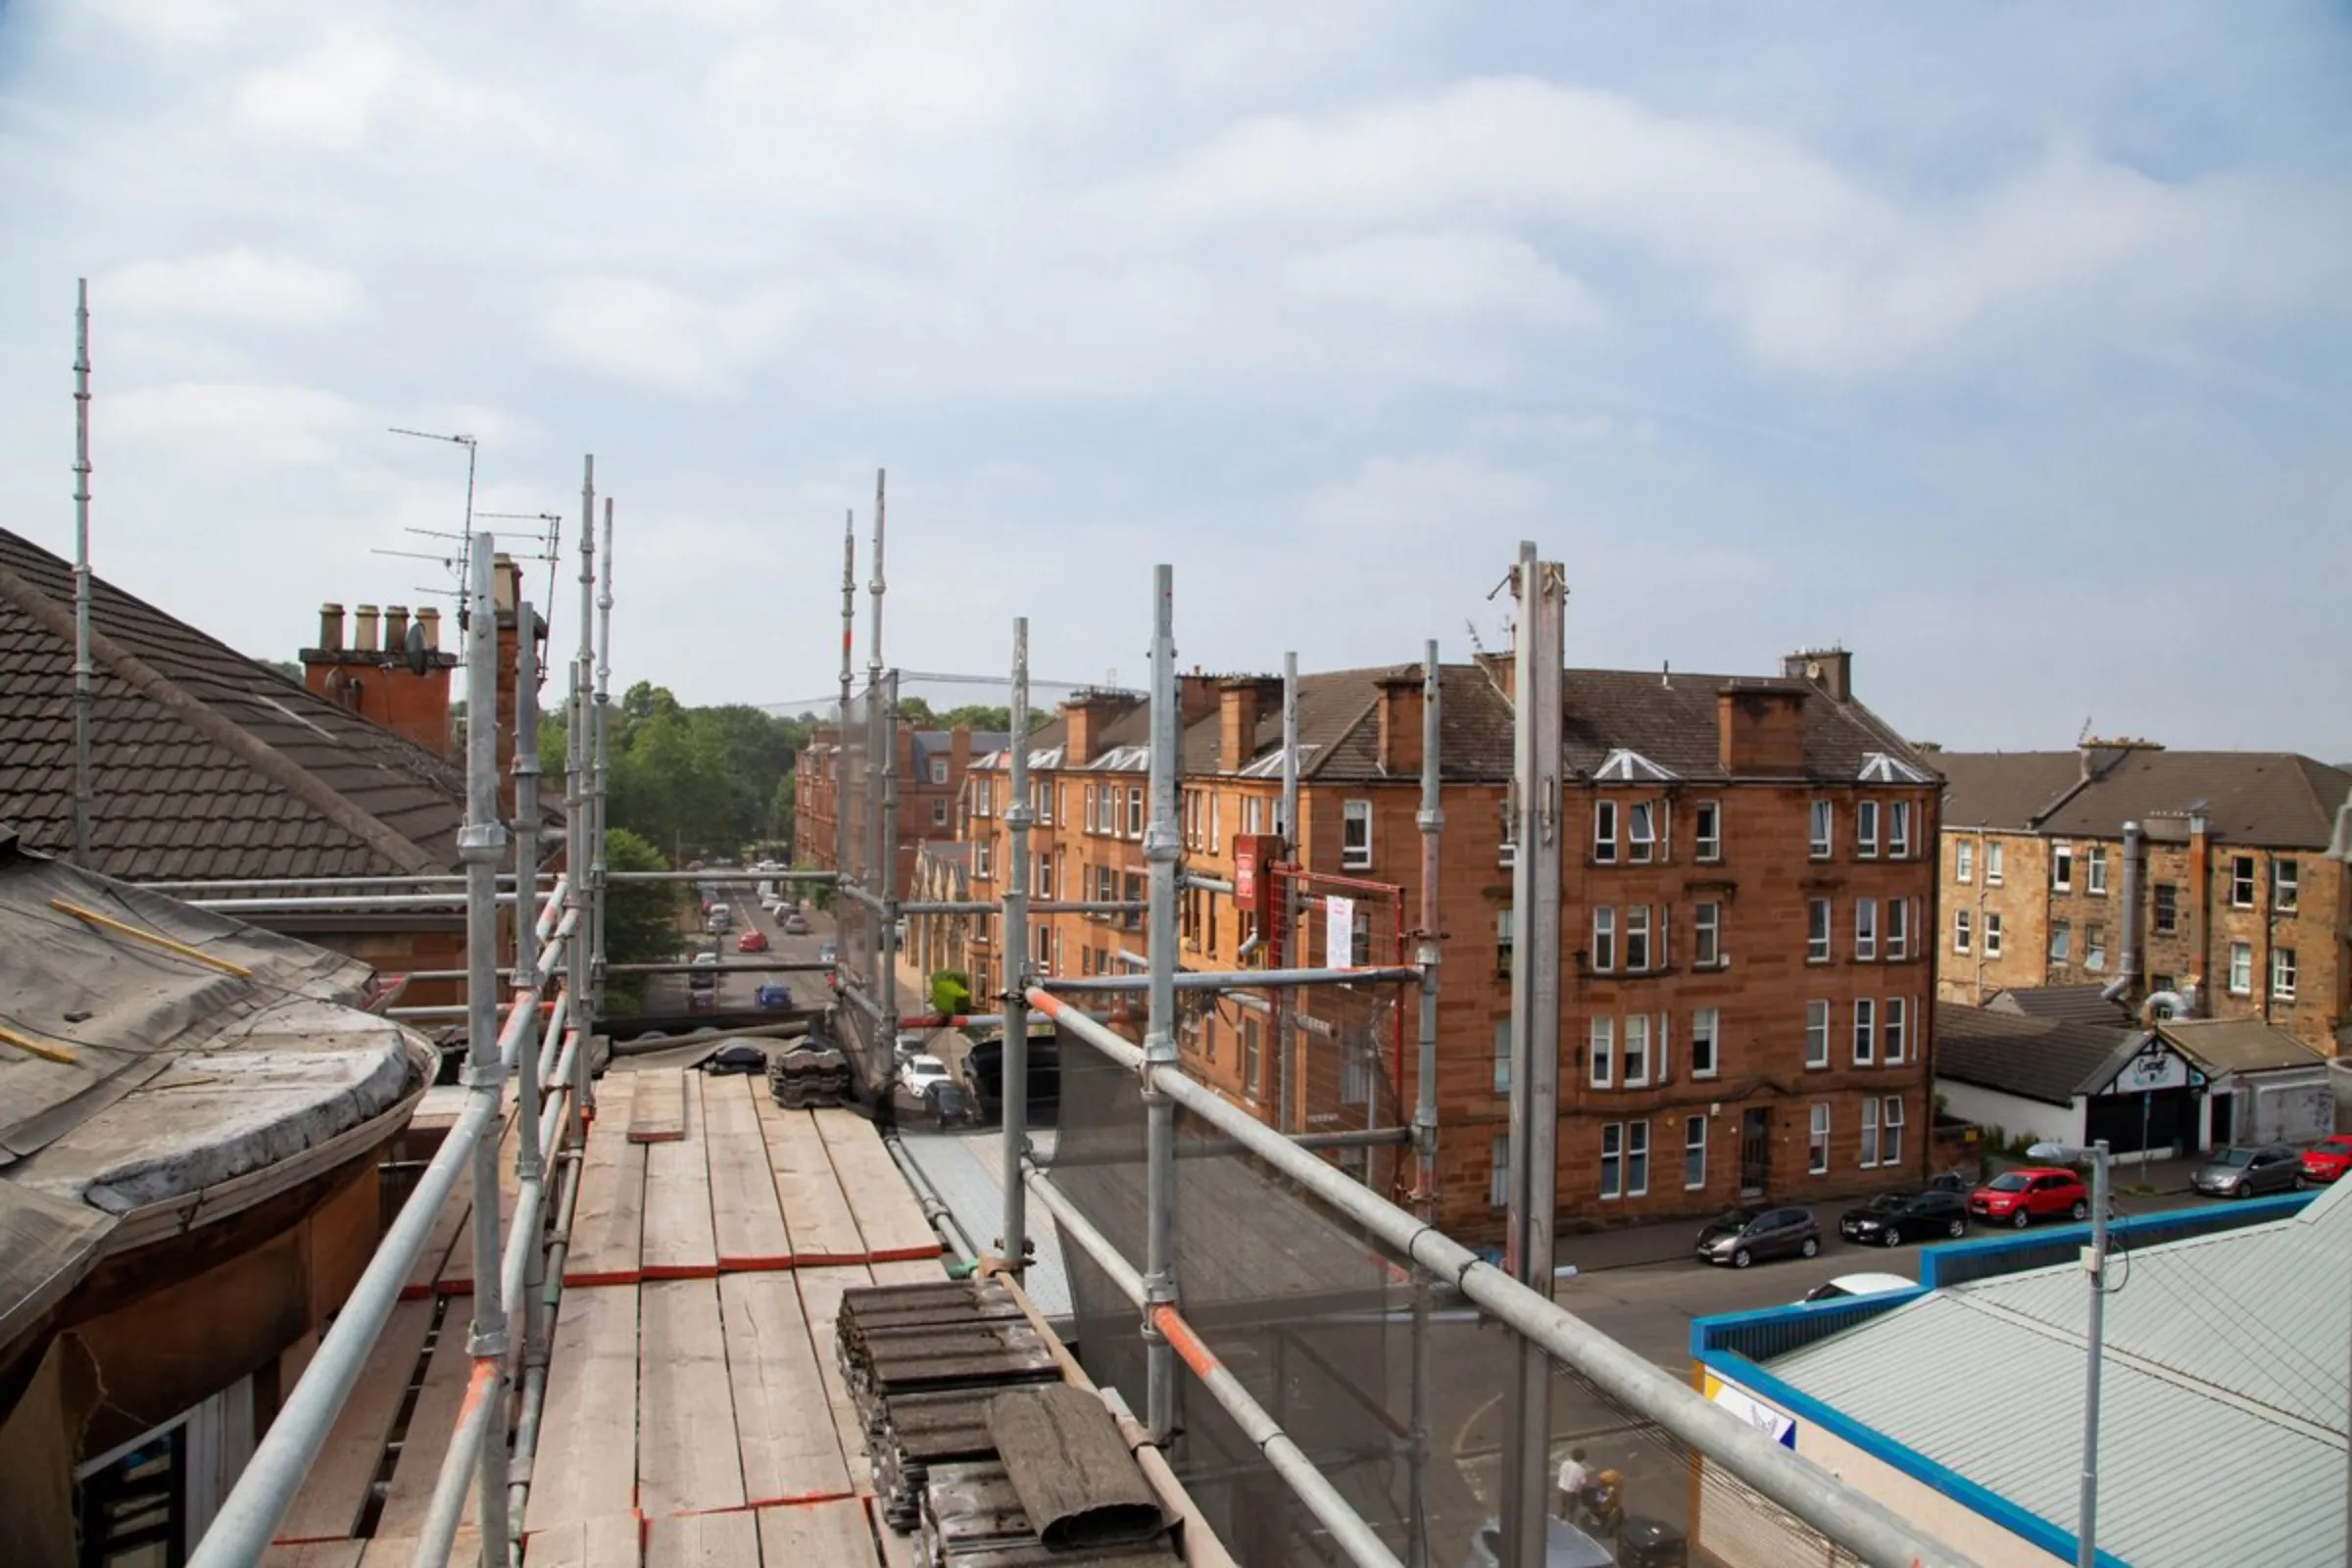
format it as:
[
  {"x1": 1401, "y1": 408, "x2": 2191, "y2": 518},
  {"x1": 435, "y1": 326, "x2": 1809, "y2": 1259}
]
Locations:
[
  {"x1": 1984, "y1": 911, "x2": 2004, "y2": 958},
  {"x1": 1684, "y1": 1114, "x2": 1708, "y2": 1190},
  {"x1": 1807, "y1": 899, "x2": 1832, "y2": 963},
  {"x1": 1955, "y1": 839, "x2": 1974, "y2": 883},
  {"x1": 1622, "y1": 1014, "x2": 1650, "y2": 1088},
  {"x1": 1591, "y1": 906, "x2": 1616, "y2": 973},
  {"x1": 1853, "y1": 998, "x2": 1876, "y2": 1065},
  {"x1": 1885, "y1": 997, "x2": 1908, "y2": 1064},
  {"x1": 2087, "y1": 848, "x2": 2107, "y2": 896},
  {"x1": 1694, "y1": 801, "x2": 1722, "y2": 862},
  {"x1": 1855, "y1": 899, "x2": 1878, "y2": 961},
  {"x1": 2229, "y1": 941, "x2": 2253, "y2": 995},
  {"x1": 1856, "y1": 800, "x2": 1880, "y2": 858},
  {"x1": 1804, "y1": 1001, "x2": 1830, "y2": 1069},
  {"x1": 1888, "y1": 801, "x2": 1911, "y2": 858},
  {"x1": 1693, "y1": 902, "x2": 1722, "y2": 968},
  {"x1": 1593, "y1": 800, "x2": 1619, "y2": 864},
  {"x1": 1493, "y1": 1019, "x2": 1511, "y2": 1094},
  {"x1": 1589, "y1": 1016, "x2": 1615, "y2": 1088},
  {"x1": 1600, "y1": 1123, "x2": 1624, "y2": 1200},
  {"x1": 1127, "y1": 785, "x2": 1145, "y2": 838},
  {"x1": 1690, "y1": 1006, "x2": 1719, "y2": 1080},
  {"x1": 1986, "y1": 841, "x2": 2004, "y2": 886},
  {"x1": 1953, "y1": 907, "x2": 1972, "y2": 954},
  {"x1": 975, "y1": 841, "x2": 994, "y2": 879},
  {"x1": 2271, "y1": 946, "x2": 2297, "y2": 1003},
  {"x1": 2276, "y1": 858, "x2": 2299, "y2": 911},
  {"x1": 2052, "y1": 843, "x2": 2072, "y2": 893},
  {"x1": 1883, "y1": 1096, "x2": 1905, "y2": 1166},
  {"x1": 1083, "y1": 784, "x2": 1098, "y2": 834},
  {"x1": 2153, "y1": 881, "x2": 2178, "y2": 934},
  {"x1": 1626, "y1": 1120, "x2": 1650, "y2": 1198},
  {"x1": 1210, "y1": 792, "x2": 1221, "y2": 854},
  {"x1": 1860, "y1": 1099, "x2": 1881, "y2": 1168},
  {"x1": 1035, "y1": 855, "x2": 1054, "y2": 900},
  {"x1": 2230, "y1": 856, "x2": 2256, "y2": 908},
  {"x1": 1624, "y1": 906, "x2": 1651, "y2": 972},
  {"x1": 1628, "y1": 802, "x2": 1656, "y2": 863},
  {"x1": 1342, "y1": 800, "x2": 1373, "y2": 870},
  {"x1": 927, "y1": 757, "x2": 948, "y2": 786},
  {"x1": 1886, "y1": 898, "x2": 1908, "y2": 961},
  {"x1": 931, "y1": 798, "x2": 949, "y2": 826},
  {"x1": 2084, "y1": 923, "x2": 2106, "y2": 973},
  {"x1": 1034, "y1": 925, "x2": 1053, "y2": 970},
  {"x1": 1808, "y1": 1103, "x2": 1830, "y2": 1175},
  {"x1": 1490, "y1": 1135, "x2": 1509, "y2": 1209},
  {"x1": 2049, "y1": 920, "x2": 2070, "y2": 964},
  {"x1": 973, "y1": 778, "x2": 994, "y2": 817},
  {"x1": 1808, "y1": 800, "x2": 1833, "y2": 859},
  {"x1": 1495, "y1": 906, "x2": 1515, "y2": 980}
]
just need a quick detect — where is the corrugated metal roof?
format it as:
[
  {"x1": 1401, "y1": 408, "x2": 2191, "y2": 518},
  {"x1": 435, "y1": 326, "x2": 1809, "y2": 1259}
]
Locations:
[{"x1": 1768, "y1": 1179, "x2": 2352, "y2": 1567}]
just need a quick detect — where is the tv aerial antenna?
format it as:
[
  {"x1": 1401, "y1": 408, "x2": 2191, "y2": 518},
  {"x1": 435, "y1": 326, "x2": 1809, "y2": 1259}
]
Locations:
[{"x1": 383, "y1": 427, "x2": 479, "y2": 625}]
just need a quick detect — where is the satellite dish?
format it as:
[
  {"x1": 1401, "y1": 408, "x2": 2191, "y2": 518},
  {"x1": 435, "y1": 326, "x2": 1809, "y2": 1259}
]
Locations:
[
  {"x1": 404, "y1": 620, "x2": 431, "y2": 676},
  {"x1": 1804, "y1": 660, "x2": 1824, "y2": 680}
]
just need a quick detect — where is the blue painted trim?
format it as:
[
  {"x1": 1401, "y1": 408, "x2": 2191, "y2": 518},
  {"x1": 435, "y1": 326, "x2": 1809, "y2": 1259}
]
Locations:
[
  {"x1": 1918, "y1": 1193, "x2": 2311, "y2": 1287},
  {"x1": 1697, "y1": 1349, "x2": 2132, "y2": 1568},
  {"x1": 1686, "y1": 1287, "x2": 1925, "y2": 1357}
]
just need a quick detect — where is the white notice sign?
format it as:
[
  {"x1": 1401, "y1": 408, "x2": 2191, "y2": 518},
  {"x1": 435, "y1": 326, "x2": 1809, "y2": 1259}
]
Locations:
[{"x1": 1326, "y1": 894, "x2": 1356, "y2": 969}]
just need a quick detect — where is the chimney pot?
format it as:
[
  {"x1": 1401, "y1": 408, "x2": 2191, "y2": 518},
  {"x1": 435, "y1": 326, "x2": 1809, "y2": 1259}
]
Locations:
[
  {"x1": 383, "y1": 605, "x2": 410, "y2": 649},
  {"x1": 318, "y1": 603, "x2": 345, "y2": 653},
  {"x1": 416, "y1": 607, "x2": 442, "y2": 651},
  {"x1": 354, "y1": 605, "x2": 381, "y2": 653},
  {"x1": 493, "y1": 555, "x2": 519, "y2": 614}
]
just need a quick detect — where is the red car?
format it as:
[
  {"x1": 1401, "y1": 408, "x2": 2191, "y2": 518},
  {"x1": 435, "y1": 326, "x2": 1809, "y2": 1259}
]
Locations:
[
  {"x1": 1968, "y1": 1167, "x2": 2089, "y2": 1229},
  {"x1": 736, "y1": 928, "x2": 769, "y2": 954},
  {"x1": 2300, "y1": 1135, "x2": 2352, "y2": 1184}
]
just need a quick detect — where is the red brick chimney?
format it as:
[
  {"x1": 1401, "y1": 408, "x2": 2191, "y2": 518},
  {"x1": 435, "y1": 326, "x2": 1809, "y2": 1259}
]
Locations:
[
  {"x1": 1376, "y1": 671, "x2": 1424, "y2": 775},
  {"x1": 1716, "y1": 682, "x2": 1807, "y2": 776},
  {"x1": 1064, "y1": 691, "x2": 1143, "y2": 767},
  {"x1": 303, "y1": 600, "x2": 459, "y2": 759},
  {"x1": 1218, "y1": 680, "x2": 1262, "y2": 772}
]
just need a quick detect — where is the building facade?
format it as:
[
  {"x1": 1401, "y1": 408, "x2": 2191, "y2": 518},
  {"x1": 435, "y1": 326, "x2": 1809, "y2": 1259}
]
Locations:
[
  {"x1": 791, "y1": 722, "x2": 1004, "y2": 889},
  {"x1": 953, "y1": 649, "x2": 1939, "y2": 1244},
  {"x1": 1936, "y1": 745, "x2": 2352, "y2": 1057}
]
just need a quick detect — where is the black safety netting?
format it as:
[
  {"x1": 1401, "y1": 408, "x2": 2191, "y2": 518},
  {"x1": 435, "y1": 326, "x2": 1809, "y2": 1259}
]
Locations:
[
  {"x1": 1044, "y1": 989, "x2": 1870, "y2": 1568},
  {"x1": 833, "y1": 671, "x2": 896, "y2": 1085}
]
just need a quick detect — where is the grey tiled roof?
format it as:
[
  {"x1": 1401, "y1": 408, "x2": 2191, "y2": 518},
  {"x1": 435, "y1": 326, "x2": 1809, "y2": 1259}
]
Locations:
[
  {"x1": 1984, "y1": 984, "x2": 2134, "y2": 1027},
  {"x1": 1936, "y1": 747, "x2": 2352, "y2": 849},
  {"x1": 1934, "y1": 751, "x2": 2085, "y2": 830},
  {"x1": 0, "y1": 527, "x2": 466, "y2": 881},
  {"x1": 1933, "y1": 1001, "x2": 2137, "y2": 1105}
]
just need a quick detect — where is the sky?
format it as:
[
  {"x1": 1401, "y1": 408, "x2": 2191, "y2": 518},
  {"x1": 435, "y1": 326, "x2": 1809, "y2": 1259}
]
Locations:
[{"x1": 2, "y1": 1, "x2": 2348, "y2": 756}]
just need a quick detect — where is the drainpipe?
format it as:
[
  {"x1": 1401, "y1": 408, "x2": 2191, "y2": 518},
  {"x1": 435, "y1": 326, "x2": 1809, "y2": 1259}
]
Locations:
[
  {"x1": 2099, "y1": 822, "x2": 2140, "y2": 1004},
  {"x1": 2186, "y1": 811, "x2": 2210, "y2": 1014}
]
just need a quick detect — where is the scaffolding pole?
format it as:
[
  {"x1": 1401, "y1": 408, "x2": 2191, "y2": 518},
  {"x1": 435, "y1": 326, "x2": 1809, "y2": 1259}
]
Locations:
[
  {"x1": 512, "y1": 596, "x2": 548, "y2": 1373},
  {"x1": 837, "y1": 509, "x2": 855, "y2": 882},
  {"x1": 1001, "y1": 616, "x2": 1032, "y2": 1274},
  {"x1": 1141, "y1": 564, "x2": 1180, "y2": 1442},
  {"x1": 1408, "y1": 639, "x2": 1443, "y2": 1568},
  {"x1": 458, "y1": 540, "x2": 512, "y2": 1568},
  {"x1": 72, "y1": 278, "x2": 94, "y2": 869},
  {"x1": 1276, "y1": 651, "x2": 1299, "y2": 1132},
  {"x1": 866, "y1": 471, "x2": 892, "y2": 1044},
  {"x1": 1500, "y1": 544, "x2": 1565, "y2": 1568},
  {"x1": 568, "y1": 458, "x2": 597, "y2": 1141},
  {"x1": 591, "y1": 498, "x2": 613, "y2": 1024}
]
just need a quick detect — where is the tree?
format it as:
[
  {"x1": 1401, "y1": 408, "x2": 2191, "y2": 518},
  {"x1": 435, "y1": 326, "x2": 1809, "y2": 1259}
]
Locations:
[
  {"x1": 897, "y1": 695, "x2": 939, "y2": 725},
  {"x1": 266, "y1": 659, "x2": 305, "y2": 683},
  {"x1": 600, "y1": 826, "x2": 676, "y2": 1010}
]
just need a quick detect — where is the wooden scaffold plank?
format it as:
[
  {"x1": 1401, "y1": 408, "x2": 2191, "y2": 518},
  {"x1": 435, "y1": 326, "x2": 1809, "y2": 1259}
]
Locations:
[
  {"x1": 274, "y1": 1298, "x2": 434, "y2": 1543},
  {"x1": 640, "y1": 1078, "x2": 717, "y2": 1281},
  {"x1": 703, "y1": 1075, "x2": 793, "y2": 1273},
  {"x1": 749, "y1": 1096, "x2": 863, "y2": 1265},
  {"x1": 524, "y1": 1285, "x2": 643, "y2": 1537},
  {"x1": 644, "y1": 1509, "x2": 760, "y2": 1568},
  {"x1": 567, "y1": 1074, "x2": 648, "y2": 1287},
  {"x1": 520, "y1": 1515, "x2": 643, "y2": 1568},
  {"x1": 719, "y1": 1272, "x2": 854, "y2": 1507},
  {"x1": 627, "y1": 1071, "x2": 688, "y2": 1144},
  {"x1": 372, "y1": 1307, "x2": 474, "y2": 1540},
  {"x1": 635, "y1": 1279, "x2": 745, "y2": 1519},
  {"x1": 812, "y1": 1110, "x2": 941, "y2": 1264},
  {"x1": 756, "y1": 1497, "x2": 884, "y2": 1567},
  {"x1": 791, "y1": 1265, "x2": 877, "y2": 1495}
]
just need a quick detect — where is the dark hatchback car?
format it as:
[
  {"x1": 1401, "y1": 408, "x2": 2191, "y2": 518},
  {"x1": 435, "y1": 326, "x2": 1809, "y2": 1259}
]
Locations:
[
  {"x1": 1696, "y1": 1205, "x2": 1821, "y2": 1268},
  {"x1": 1838, "y1": 1189, "x2": 1969, "y2": 1248},
  {"x1": 2191, "y1": 1143, "x2": 2303, "y2": 1199}
]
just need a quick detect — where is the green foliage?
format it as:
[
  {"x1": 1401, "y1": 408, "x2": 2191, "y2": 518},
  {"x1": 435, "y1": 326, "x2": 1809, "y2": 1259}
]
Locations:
[
  {"x1": 793, "y1": 858, "x2": 834, "y2": 912},
  {"x1": 930, "y1": 969, "x2": 972, "y2": 1016},
  {"x1": 897, "y1": 695, "x2": 938, "y2": 725},
  {"x1": 930, "y1": 704, "x2": 1051, "y2": 734},
  {"x1": 600, "y1": 826, "x2": 677, "y2": 1009},
  {"x1": 543, "y1": 680, "x2": 811, "y2": 863}
]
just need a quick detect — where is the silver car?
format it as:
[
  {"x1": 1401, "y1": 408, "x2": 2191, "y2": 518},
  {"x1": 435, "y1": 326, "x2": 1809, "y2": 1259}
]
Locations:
[
  {"x1": 1462, "y1": 1518, "x2": 1613, "y2": 1568},
  {"x1": 2191, "y1": 1143, "x2": 2302, "y2": 1199}
]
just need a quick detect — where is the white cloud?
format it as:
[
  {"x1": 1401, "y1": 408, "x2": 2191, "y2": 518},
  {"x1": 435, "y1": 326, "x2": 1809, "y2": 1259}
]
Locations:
[
  {"x1": 107, "y1": 382, "x2": 364, "y2": 466},
  {"x1": 232, "y1": 31, "x2": 557, "y2": 154},
  {"x1": 537, "y1": 277, "x2": 803, "y2": 395},
  {"x1": 1282, "y1": 230, "x2": 1602, "y2": 327},
  {"x1": 102, "y1": 250, "x2": 359, "y2": 326}
]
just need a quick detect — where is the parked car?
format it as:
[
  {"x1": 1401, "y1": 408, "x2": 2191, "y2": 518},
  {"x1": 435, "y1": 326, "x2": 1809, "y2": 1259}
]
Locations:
[
  {"x1": 783, "y1": 910, "x2": 810, "y2": 936},
  {"x1": 2299, "y1": 1134, "x2": 2352, "y2": 1185},
  {"x1": 1838, "y1": 1188, "x2": 1970, "y2": 1248},
  {"x1": 817, "y1": 941, "x2": 838, "y2": 965},
  {"x1": 1800, "y1": 1271, "x2": 1917, "y2": 1304},
  {"x1": 1462, "y1": 1516, "x2": 1615, "y2": 1568},
  {"x1": 2192, "y1": 1143, "x2": 2303, "y2": 1199},
  {"x1": 1968, "y1": 1167, "x2": 2089, "y2": 1229},
  {"x1": 755, "y1": 981, "x2": 796, "y2": 1010},
  {"x1": 894, "y1": 1032, "x2": 929, "y2": 1065},
  {"x1": 690, "y1": 950, "x2": 720, "y2": 967},
  {"x1": 899, "y1": 1054, "x2": 953, "y2": 1098},
  {"x1": 1695, "y1": 1205, "x2": 1821, "y2": 1268},
  {"x1": 737, "y1": 928, "x2": 769, "y2": 954},
  {"x1": 707, "y1": 903, "x2": 732, "y2": 931}
]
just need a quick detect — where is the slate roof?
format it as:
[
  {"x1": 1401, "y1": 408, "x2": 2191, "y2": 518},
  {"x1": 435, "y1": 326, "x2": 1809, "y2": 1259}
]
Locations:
[
  {"x1": 1936, "y1": 751, "x2": 2085, "y2": 830},
  {"x1": 1936, "y1": 747, "x2": 2352, "y2": 849},
  {"x1": 1933, "y1": 1001, "x2": 2137, "y2": 1106},
  {"x1": 1765, "y1": 1181, "x2": 2352, "y2": 1568},
  {"x1": 0, "y1": 526, "x2": 468, "y2": 881},
  {"x1": 1983, "y1": 984, "x2": 2134, "y2": 1028}
]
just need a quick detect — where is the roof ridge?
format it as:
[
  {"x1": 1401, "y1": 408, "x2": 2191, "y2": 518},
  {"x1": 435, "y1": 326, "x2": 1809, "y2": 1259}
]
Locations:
[{"x1": 0, "y1": 561, "x2": 441, "y2": 875}]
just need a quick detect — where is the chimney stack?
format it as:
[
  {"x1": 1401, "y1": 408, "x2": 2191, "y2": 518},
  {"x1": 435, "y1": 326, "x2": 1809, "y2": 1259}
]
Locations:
[
  {"x1": 300, "y1": 594, "x2": 460, "y2": 759},
  {"x1": 1784, "y1": 648, "x2": 1852, "y2": 703},
  {"x1": 318, "y1": 603, "x2": 345, "y2": 653},
  {"x1": 416, "y1": 607, "x2": 442, "y2": 651},
  {"x1": 354, "y1": 605, "x2": 380, "y2": 653},
  {"x1": 1218, "y1": 680, "x2": 1262, "y2": 773},
  {"x1": 383, "y1": 605, "x2": 410, "y2": 651},
  {"x1": 1376, "y1": 671, "x2": 1424, "y2": 775},
  {"x1": 1717, "y1": 682, "x2": 1808, "y2": 776}
]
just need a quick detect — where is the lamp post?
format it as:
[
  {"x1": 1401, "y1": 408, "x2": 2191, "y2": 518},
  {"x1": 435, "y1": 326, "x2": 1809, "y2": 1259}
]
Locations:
[{"x1": 2029, "y1": 1138, "x2": 2110, "y2": 1568}]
